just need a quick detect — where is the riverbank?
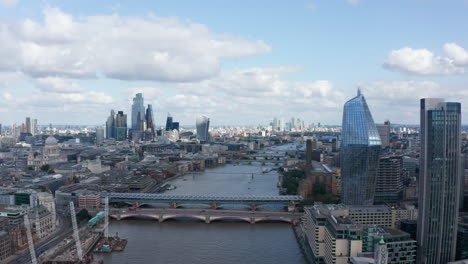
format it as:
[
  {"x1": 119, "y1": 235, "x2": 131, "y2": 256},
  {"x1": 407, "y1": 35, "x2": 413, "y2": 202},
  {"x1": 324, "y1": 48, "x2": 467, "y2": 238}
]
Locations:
[{"x1": 293, "y1": 223, "x2": 314, "y2": 264}]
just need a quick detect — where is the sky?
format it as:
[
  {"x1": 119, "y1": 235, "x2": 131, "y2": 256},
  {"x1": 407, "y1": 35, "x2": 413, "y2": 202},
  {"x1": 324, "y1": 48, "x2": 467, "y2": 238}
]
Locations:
[{"x1": 0, "y1": 0, "x2": 467, "y2": 127}]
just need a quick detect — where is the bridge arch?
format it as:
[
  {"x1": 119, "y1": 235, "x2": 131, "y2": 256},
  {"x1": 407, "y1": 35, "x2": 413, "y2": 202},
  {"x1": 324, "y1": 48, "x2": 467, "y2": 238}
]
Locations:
[
  {"x1": 209, "y1": 216, "x2": 251, "y2": 223},
  {"x1": 161, "y1": 214, "x2": 206, "y2": 222},
  {"x1": 254, "y1": 217, "x2": 293, "y2": 224},
  {"x1": 117, "y1": 214, "x2": 160, "y2": 221}
]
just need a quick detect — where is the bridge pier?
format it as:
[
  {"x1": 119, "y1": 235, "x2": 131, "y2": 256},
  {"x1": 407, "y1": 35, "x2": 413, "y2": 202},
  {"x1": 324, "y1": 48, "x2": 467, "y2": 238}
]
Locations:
[
  {"x1": 211, "y1": 203, "x2": 217, "y2": 210},
  {"x1": 205, "y1": 216, "x2": 210, "y2": 224},
  {"x1": 159, "y1": 214, "x2": 163, "y2": 223},
  {"x1": 170, "y1": 202, "x2": 177, "y2": 209},
  {"x1": 250, "y1": 217, "x2": 255, "y2": 224}
]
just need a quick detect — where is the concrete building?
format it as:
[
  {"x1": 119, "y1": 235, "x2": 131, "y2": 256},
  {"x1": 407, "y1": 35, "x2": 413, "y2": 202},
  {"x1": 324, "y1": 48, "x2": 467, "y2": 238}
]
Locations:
[
  {"x1": 78, "y1": 193, "x2": 101, "y2": 208},
  {"x1": 37, "y1": 192, "x2": 57, "y2": 228},
  {"x1": 375, "y1": 156, "x2": 404, "y2": 205},
  {"x1": 29, "y1": 205, "x2": 55, "y2": 239},
  {"x1": 418, "y1": 99, "x2": 461, "y2": 264},
  {"x1": 0, "y1": 231, "x2": 12, "y2": 262},
  {"x1": 303, "y1": 205, "x2": 416, "y2": 264},
  {"x1": 376, "y1": 120, "x2": 391, "y2": 148}
]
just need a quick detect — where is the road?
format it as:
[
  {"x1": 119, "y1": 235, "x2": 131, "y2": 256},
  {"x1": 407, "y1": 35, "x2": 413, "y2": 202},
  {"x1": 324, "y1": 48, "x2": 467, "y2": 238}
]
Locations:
[{"x1": 8, "y1": 211, "x2": 72, "y2": 264}]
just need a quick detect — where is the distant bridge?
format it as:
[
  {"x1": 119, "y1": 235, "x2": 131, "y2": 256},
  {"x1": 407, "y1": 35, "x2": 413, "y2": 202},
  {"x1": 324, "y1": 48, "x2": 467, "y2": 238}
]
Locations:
[{"x1": 100, "y1": 193, "x2": 302, "y2": 211}]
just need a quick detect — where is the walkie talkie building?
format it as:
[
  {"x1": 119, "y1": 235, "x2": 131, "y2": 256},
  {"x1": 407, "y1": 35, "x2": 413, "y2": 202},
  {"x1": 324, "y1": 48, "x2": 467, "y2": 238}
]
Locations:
[{"x1": 341, "y1": 89, "x2": 381, "y2": 206}]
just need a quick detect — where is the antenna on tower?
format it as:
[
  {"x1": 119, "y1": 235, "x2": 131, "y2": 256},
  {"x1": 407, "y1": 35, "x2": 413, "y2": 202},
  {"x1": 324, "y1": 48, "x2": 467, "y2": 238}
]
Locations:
[{"x1": 357, "y1": 87, "x2": 362, "y2": 96}]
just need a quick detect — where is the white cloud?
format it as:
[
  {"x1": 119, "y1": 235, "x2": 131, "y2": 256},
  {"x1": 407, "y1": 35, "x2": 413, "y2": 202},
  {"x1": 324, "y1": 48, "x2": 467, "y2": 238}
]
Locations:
[
  {"x1": 0, "y1": 7, "x2": 271, "y2": 81},
  {"x1": 443, "y1": 42, "x2": 468, "y2": 66},
  {"x1": 357, "y1": 80, "x2": 468, "y2": 124},
  {"x1": 384, "y1": 47, "x2": 464, "y2": 75},
  {"x1": 35, "y1": 77, "x2": 85, "y2": 93},
  {"x1": 0, "y1": 0, "x2": 18, "y2": 8}
]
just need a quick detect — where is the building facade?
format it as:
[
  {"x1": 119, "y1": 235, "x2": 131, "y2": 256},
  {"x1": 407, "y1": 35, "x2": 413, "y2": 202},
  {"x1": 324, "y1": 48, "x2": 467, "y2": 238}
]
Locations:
[
  {"x1": 341, "y1": 90, "x2": 381, "y2": 205},
  {"x1": 417, "y1": 98, "x2": 462, "y2": 264},
  {"x1": 131, "y1": 93, "x2": 145, "y2": 131},
  {"x1": 196, "y1": 115, "x2": 210, "y2": 141},
  {"x1": 375, "y1": 156, "x2": 404, "y2": 205}
]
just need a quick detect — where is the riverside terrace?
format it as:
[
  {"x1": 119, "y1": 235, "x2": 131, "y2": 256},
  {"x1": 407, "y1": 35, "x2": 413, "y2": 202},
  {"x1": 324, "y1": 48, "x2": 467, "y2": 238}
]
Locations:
[{"x1": 100, "y1": 193, "x2": 303, "y2": 211}]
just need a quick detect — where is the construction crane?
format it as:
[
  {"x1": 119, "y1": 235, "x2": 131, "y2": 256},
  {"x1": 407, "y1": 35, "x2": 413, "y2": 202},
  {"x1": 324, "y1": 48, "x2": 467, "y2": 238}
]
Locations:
[
  {"x1": 69, "y1": 201, "x2": 83, "y2": 261},
  {"x1": 104, "y1": 197, "x2": 109, "y2": 240},
  {"x1": 23, "y1": 214, "x2": 37, "y2": 264}
]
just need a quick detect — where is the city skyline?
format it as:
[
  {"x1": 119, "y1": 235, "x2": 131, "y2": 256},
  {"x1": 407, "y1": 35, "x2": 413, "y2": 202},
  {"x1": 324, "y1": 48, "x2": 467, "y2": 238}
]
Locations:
[{"x1": 0, "y1": 1, "x2": 467, "y2": 126}]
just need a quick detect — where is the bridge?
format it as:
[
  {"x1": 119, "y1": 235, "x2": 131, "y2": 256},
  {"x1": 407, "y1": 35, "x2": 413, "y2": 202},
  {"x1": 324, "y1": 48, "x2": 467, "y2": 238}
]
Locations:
[
  {"x1": 87, "y1": 208, "x2": 301, "y2": 225},
  {"x1": 100, "y1": 193, "x2": 303, "y2": 211}
]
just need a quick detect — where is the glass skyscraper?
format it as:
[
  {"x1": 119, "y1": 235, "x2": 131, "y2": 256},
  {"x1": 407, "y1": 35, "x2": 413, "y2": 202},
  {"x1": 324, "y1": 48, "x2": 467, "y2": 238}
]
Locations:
[
  {"x1": 196, "y1": 115, "x2": 210, "y2": 141},
  {"x1": 417, "y1": 98, "x2": 461, "y2": 264},
  {"x1": 131, "y1": 93, "x2": 145, "y2": 131},
  {"x1": 341, "y1": 90, "x2": 381, "y2": 205}
]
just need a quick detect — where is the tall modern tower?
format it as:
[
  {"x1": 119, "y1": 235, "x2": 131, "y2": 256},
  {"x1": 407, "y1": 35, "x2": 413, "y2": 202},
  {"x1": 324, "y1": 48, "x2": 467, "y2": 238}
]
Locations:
[
  {"x1": 341, "y1": 89, "x2": 381, "y2": 206},
  {"x1": 196, "y1": 116, "x2": 210, "y2": 141},
  {"x1": 106, "y1": 110, "x2": 116, "y2": 139},
  {"x1": 131, "y1": 93, "x2": 145, "y2": 131},
  {"x1": 417, "y1": 98, "x2": 461, "y2": 264},
  {"x1": 165, "y1": 113, "x2": 173, "y2": 131},
  {"x1": 146, "y1": 104, "x2": 155, "y2": 138},
  {"x1": 115, "y1": 111, "x2": 127, "y2": 141}
]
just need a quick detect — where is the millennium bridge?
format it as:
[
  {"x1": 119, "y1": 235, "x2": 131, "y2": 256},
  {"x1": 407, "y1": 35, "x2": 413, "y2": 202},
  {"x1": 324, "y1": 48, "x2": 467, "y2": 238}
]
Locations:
[{"x1": 100, "y1": 193, "x2": 303, "y2": 211}]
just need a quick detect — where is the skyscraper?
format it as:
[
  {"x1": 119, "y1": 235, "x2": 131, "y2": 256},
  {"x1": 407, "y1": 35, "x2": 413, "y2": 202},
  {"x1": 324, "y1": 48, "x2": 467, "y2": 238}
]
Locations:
[
  {"x1": 165, "y1": 113, "x2": 173, "y2": 131},
  {"x1": 25, "y1": 117, "x2": 31, "y2": 134},
  {"x1": 341, "y1": 89, "x2": 381, "y2": 206},
  {"x1": 115, "y1": 111, "x2": 127, "y2": 141},
  {"x1": 106, "y1": 110, "x2": 116, "y2": 139},
  {"x1": 131, "y1": 93, "x2": 145, "y2": 131},
  {"x1": 96, "y1": 127, "x2": 104, "y2": 146},
  {"x1": 146, "y1": 104, "x2": 155, "y2": 138},
  {"x1": 417, "y1": 98, "x2": 461, "y2": 264},
  {"x1": 196, "y1": 116, "x2": 210, "y2": 141},
  {"x1": 32, "y1": 119, "x2": 37, "y2": 136}
]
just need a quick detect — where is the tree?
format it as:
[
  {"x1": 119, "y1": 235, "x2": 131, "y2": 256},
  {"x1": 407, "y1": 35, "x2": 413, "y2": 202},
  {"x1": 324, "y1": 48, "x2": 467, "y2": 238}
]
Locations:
[{"x1": 40, "y1": 164, "x2": 50, "y2": 172}]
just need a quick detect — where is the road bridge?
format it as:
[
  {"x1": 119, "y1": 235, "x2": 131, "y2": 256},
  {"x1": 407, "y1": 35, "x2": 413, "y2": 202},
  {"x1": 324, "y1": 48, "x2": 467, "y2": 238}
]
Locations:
[
  {"x1": 100, "y1": 193, "x2": 302, "y2": 211},
  {"x1": 87, "y1": 208, "x2": 301, "y2": 225}
]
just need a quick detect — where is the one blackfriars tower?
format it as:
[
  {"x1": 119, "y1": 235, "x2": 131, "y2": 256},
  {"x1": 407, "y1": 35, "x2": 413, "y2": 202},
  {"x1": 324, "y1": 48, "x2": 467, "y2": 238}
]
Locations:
[
  {"x1": 417, "y1": 98, "x2": 461, "y2": 264},
  {"x1": 341, "y1": 89, "x2": 381, "y2": 205}
]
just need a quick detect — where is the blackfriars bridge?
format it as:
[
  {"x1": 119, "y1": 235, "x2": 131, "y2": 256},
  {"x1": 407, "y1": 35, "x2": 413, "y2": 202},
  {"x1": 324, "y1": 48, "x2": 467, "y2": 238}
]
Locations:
[{"x1": 87, "y1": 208, "x2": 302, "y2": 225}]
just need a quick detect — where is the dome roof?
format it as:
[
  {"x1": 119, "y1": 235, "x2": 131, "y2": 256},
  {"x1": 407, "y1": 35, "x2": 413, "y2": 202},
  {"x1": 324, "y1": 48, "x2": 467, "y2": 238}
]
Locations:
[{"x1": 45, "y1": 135, "x2": 58, "y2": 145}]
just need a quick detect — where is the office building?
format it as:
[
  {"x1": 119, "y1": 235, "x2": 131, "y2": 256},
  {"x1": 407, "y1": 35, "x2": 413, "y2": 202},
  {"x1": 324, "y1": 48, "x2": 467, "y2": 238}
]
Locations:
[
  {"x1": 196, "y1": 115, "x2": 210, "y2": 141},
  {"x1": 131, "y1": 93, "x2": 145, "y2": 131},
  {"x1": 115, "y1": 111, "x2": 127, "y2": 141},
  {"x1": 96, "y1": 127, "x2": 104, "y2": 146},
  {"x1": 106, "y1": 110, "x2": 115, "y2": 139},
  {"x1": 341, "y1": 89, "x2": 381, "y2": 205},
  {"x1": 417, "y1": 98, "x2": 461, "y2": 264},
  {"x1": 146, "y1": 104, "x2": 155, "y2": 139},
  {"x1": 165, "y1": 113, "x2": 173, "y2": 131},
  {"x1": 375, "y1": 156, "x2": 404, "y2": 205},
  {"x1": 377, "y1": 120, "x2": 391, "y2": 148}
]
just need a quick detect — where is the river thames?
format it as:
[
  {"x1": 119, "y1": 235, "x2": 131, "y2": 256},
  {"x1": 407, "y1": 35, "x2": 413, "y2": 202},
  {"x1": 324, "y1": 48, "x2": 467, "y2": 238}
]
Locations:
[{"x1": 95, "y1": 161, "x2": 306, "y2": 264}]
